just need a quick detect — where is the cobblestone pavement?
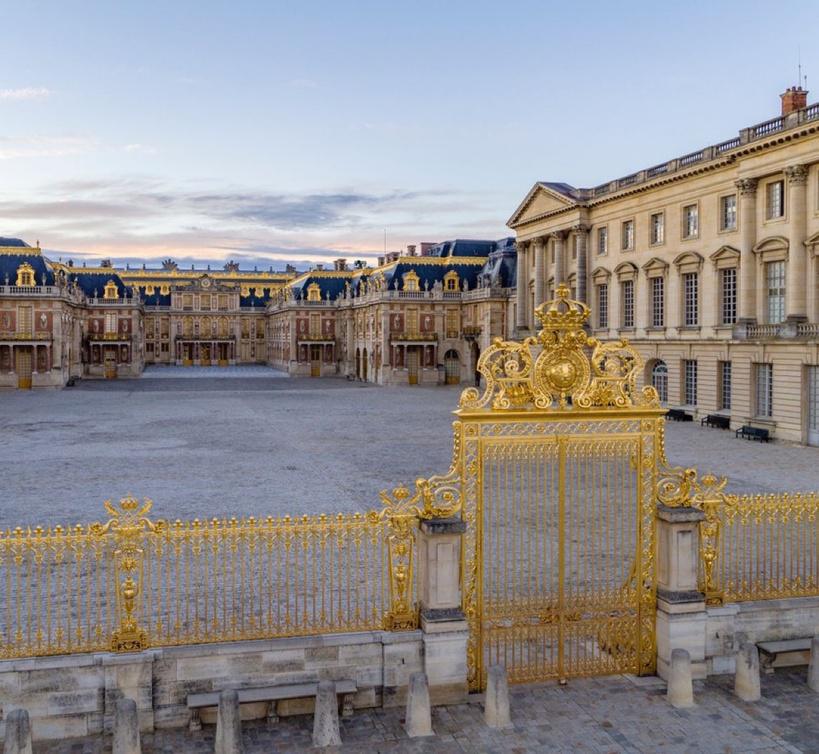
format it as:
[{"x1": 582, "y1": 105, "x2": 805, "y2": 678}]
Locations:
[
  {"x1": 35, "y1": 669, "x2": 819, "y2": 753},
  {"x1": 2, "y1": 374, "x2": 819, "y2": 528}
]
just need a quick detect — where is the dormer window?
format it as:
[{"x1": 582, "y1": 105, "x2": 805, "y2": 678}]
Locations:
[
  {"x1": 103, "y1": 279, "x2": 119, "y2": 300},
  {"x1": 307, "y1": 282, "x2": 321, "y2": 302},
  {"x1": 403, "y1": 270, "x2": 420, "y2": 292},
  {"x1": 443, "y1": 270, "x2": 460, "y2": 291},
  {"x1": 15, "y1": 262, "x2": 35, "y2": 287}
]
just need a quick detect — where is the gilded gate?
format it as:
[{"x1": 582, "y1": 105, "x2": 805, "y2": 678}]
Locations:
[{"x1": 452, "y1": 284, "x2": 666, "y2": 689}]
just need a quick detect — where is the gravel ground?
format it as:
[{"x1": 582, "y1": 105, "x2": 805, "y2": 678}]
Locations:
[{"x1": 1, "y1": 368, "x2": 818, "y2": 529}]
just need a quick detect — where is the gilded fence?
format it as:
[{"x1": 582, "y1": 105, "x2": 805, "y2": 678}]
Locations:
[
  {"x1": 658, "y1": 467, "x2": 819, "y2": 605},
  {"x1": 0, "y1": 494, "x2": 422, "y2": 659}
]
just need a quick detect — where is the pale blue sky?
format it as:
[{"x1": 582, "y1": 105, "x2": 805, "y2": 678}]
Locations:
[{"x1": 1, "y1": 1, "x2": 817, "y2": 267}]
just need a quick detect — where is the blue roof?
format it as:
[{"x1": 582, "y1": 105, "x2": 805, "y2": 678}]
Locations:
[
  {"x1": 427, "y1": 239, "x2": 496, "y2": 258},
  {"x1": 0, "y1": 253, "x2": 55, "y2": 286},
  {"x1": 289, "y1": 275, "x2": 350, "y2": 301},
  {"x1": 383, "y1": 261, "x2": 483, "y2": 291},
  {"x1": 0, "y1": 237, "x2": 31, "y2": 248},
  {"x1": 478, "y1": 238, "x2": 517, "y2": 288},
  {"x1": 68, "y1": 271, "x2": 130, "y2": 299}
]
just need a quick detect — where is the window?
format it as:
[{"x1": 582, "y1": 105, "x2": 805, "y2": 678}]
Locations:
[
  {"x1": 766, "y1": 180, "x2": 784, "y2": 219},
  {"x1": 621, "y1": 279, "x2": 634, "y2": 328},
  {"x1": 755, "y1": 363, "x2": 773, "y2": 417},
  {"x1": 621, "y1": 220, "x2": 634, "y2": 250},
  {"x1": 766, "y1": 261, "x2": 786, "y2": 324},
  {"x1": 720, "y1": 194, "x2": 737, "y2": 231},
  {"x1": 650, "y1": 212, "x2": 664, "y2": 245},
  {"x1": 596, "y1": 284, "x2": 608, "y2": 329},
  {"x1": 682, "y1": 204, "x2": 698, "y2": 238},
  {"x1": 104, "y1": 312, "x2": 117, "y2": 334},
  {"x1": 597, "y1": 226, "x2": 608, "y2": 255},
  {"x1": 443, "y1": 270, "x2": 460, "y2": 291},
  {"x1": 306, "y1": 282, "x2": 321, "y2": 301},
  {"x1": 718, "y1": 361, "x2": 732, "y2": 410},
  {"x1": 15, "y1": 263, "x2": 35, "y2": 287},
  {"x1": 683, "y1": 360, "x2": 698, "y2": 405},
  {"x1": 720, "y1": 268, "x2": 737, "y2": 325},
  {"x1": 402, "y1": 270, "x2": 420, "y2": 292},
  {"x1": 446, "y1": 309, "x2": 459, "y2": 337},
  {"x1": 683, "y1": 272, "x2": 698, "y2": 326},
  {"x1": 651, "y1": 276, "x2": 665, "y2": 327},
  {"x1": 651, "y1": 361, "x2": 668, "y2": 403},
  {"x1": 201, "y1": 294, "x2": 211, "y2": 310}
]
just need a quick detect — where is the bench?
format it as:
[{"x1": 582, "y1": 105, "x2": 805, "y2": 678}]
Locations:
[
  {"x1": 700, "y1": 414, "x2": 730, "y2": 430},
  {"x1": 757, "y1": 638, "x2": 812, "y2": 674},
  {"x1": 666, "y1": 408, "x2": 693, "y2": 422},
  {"x1": 735, "y1": 425, "x2": 770, "y2": 442},
  {"x1": 187, "y1": 679, "x2": 357, "y2": 731}
]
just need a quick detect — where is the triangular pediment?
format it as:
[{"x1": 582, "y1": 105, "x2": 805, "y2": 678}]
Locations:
[
  {"x1": 710, "y1": 245, "x2": 740, "y2": 264},
  {"x1": 642, "y1": 257, "x2": 669, "y2": 273},
  {"x1": 508, "y1": 182, "x2": 577, "y2": 228}
]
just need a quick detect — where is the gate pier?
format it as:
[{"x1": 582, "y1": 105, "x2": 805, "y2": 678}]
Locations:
[{"x1": 655, "y1": 505, "x2": 708, "y2": 681}]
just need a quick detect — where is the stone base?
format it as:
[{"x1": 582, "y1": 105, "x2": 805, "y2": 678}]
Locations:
[
  {"x1": 420, "y1": 617, "x2": 469, "y2": 705},
  {"x1": 656, "y1": 598, "x2": 707, "y2": 681}
]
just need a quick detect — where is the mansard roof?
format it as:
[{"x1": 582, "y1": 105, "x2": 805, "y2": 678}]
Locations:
[
  {"x1": 0, "y1": 253, "x2": 55, "y2": 286},
  {"x1": 0, "y1": 237, "x2": 31, "y2": 248},
  {"x1": 68, "y1": 271, "x2": 130, "y2": 298},
  {"x1": 477, "y1": 237, "x2": 517, "y2": 288},
  {"x1": 426, "y1": 239, "x2": 497, "y2": 258}
]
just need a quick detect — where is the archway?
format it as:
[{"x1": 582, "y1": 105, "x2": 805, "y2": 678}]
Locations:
[
  {"x1": 444, "y1": 349, "x2": 461, "y2": 385},
  {"x1": 648, "y1": 359, "x2": 668, "y2": 404}
]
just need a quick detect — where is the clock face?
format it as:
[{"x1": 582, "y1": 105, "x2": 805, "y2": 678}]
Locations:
[{"x1": 201, "y1": 277, "x2": 211, "y2": 288}]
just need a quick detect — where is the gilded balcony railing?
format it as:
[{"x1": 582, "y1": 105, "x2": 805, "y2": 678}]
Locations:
[{"x1": 0, "y1": 495, "x2": 421, "y2": 659}]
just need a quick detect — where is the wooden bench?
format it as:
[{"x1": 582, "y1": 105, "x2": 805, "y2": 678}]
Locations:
[
  {"x1": 701, "y1": 414, "x2": 730, "y2": 430},
  {"x1": 666, "y1": 408, "x2": 693, "y2": 422},
  {"x1": 735, "y1": 425, "x2": 771, "y2": 442},
  {"x1": 757, "y1": 638, "x2": 812, "y2": 674},
  {"x1": 187, "y1": 679, "x2": 357, "y2": 731}
]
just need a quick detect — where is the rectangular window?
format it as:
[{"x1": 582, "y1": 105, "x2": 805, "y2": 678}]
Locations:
[
  {"x1": 766, "y1": 180, "x2": 784, "y2": 219},
  {"x1": 201, "y1": 294, "x2": 211, "y2": 310},
  {"x1": 621, "y1": 220, "x2": 634, "y2": 250},
  {"x1": 650, "y1": 212, "x2": 664, "y2": 245},
  {"x1": 755, "y1": 363, "x2": 773, "y2": 417},
  {"x1": 105, "y1": 312, "x2": 117, "y2": 334},
  {"x1": 766, "y1": 261, "x2": 786, "y2": 324},
  {"x1": 719, "y1": 361, "x2": 732, "y2": 411},
  {"x1": 720, "y1": 268, "x2": 737, "y2": 325},
  {"x1": 720, "y1": 194, "x2": 737, "y2": 231},
  {"x1": 596, "y1": 284, "x2": 608, "y2": 329},
  {"x1": 621, "y1": 279, "x2": 634, "y2": 328},
  {"x1": 651, "y1": 276, "x2": 665, "y2": 327},
  {"x1": 684, "y1": 359, "x2": 698, "y2": 405},
  {"x1": 683, "y1": 272, "x2": 699, "y2": 326},
  {"x1": 682, "y1": 204, "x2": 698, "y2": 238},
  {"x1": 597, "y1": 226, "x2": 608, "y2": 255}
]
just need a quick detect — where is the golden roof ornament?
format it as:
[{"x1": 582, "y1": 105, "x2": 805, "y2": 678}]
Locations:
[{"x1": 459, "y1": 283, "x2": 660, "y2": 412}]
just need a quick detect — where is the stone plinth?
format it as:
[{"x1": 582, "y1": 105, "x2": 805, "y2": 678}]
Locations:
[
  {"x1": 405, "y1": 672, "x2": 433, "y2": 738},
  {"x1": 312, "y1": 681, "x2": 341, "y2": 748}
]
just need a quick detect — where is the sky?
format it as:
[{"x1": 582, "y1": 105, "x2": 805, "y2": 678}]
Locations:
[{"x1": 1, "y1": 0, "x2": 817, "y2": 269}]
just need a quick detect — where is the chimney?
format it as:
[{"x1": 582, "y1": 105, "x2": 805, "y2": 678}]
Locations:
[
  {"x1": 419, "y1": 242, "x2": 436, "y2": 257},
  {"x1": 377, "y1": 256, "x2": 385, "y2": 266},
  {"x1": 334, "y1": 258, "x2": 347, "y2": 271},
  {"x1": 407, "y1": 244, "x2": 416, "y2": 256},
  {"x1": 781, "y1": 85, "x2": 808, "y2": 116},
  {"x1": 316, "y1": 263, "x2": 324, "y2": 271}
]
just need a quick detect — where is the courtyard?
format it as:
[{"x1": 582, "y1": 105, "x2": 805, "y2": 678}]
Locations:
[{"x1": 1, "y1": 367, "x2": 818, "y2": 529}]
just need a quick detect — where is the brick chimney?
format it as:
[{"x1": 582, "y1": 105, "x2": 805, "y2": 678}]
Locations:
[
  {"x1": 334, "y1": 258, "x2": 347, "y2": 271},
  {"x1": 377, "y1": 256, "x2": 385, "y2": 266},
  {"x1": 781, "y1": 86, "x2": 808, "y2": 116},
  {"x1": 407, "y1": 244, "x2": 417, "y2": 256}
]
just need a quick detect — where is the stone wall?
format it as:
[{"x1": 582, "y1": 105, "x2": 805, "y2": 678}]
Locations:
[
  {"x1": 705, "y1": 596, "x2": 819, "y2": 674},
  {"x1": 0, "y1": 630, "x2": 424, "y2": 742}
]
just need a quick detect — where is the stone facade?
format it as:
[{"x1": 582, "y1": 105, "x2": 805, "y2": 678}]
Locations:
[{"x1": 509, "y1": 89, "x2": 819, "y2": 445}]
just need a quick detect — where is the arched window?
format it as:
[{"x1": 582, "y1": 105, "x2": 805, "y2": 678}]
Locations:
[
  {"x1": 443, "y1": 270, "x2": 460, "y2": 291},
  {"x1": 403, "y1": 270, "x2": 420, "y2": 292},
  {"x1": 103, "y1": 279, "x2": 119, "y2": 300},
  {"x1": 651, "y1": 360, "x2": 668, "y2": 403},
  {"x1": 15, "y1": 262, "x2": 35, "y2": 287},
  {"x1": 307, "y1": 282, "x2": 321, "y2": 302}
]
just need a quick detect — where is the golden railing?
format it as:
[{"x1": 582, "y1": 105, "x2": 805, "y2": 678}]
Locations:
[{"x1": 0, "y1": 495, "x2": 421, "y2": 659}]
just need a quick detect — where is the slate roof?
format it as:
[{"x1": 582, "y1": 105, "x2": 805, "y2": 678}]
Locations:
[
  {"x1": 426, "y1": 239, "x2": 496, "y2": 258},
  {"x1": 68, "y1": 271, "x2": 130, "y2": 299},
  {"x1": 0, "y1": 237, "x2": 31, "y2": 248},
  {"x1": 0, "y1": 253, "x2": 56, "y2": 286},
  {"x1": 478, "y1": 237, "x2": 516, "y2": 288}
]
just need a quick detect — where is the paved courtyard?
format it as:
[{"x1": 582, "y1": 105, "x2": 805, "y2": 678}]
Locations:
[
  {"x1": 35, "y1": 669, "x2": 819, "y2": 753},
  {"x1": 1, "y1": 367, "x2": 818, "y2": 528}
]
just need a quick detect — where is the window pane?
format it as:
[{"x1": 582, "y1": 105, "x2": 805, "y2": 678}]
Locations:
[
  {"x1": 719, "y1": 361, "x2": 732, "y2": 410},
  {"x1": 684, "y1": 360, "x2": 698, "y2": 405},
  {"x1": 683, "y1": 272, "x2": 698, "y2": 326},
  {"x1": 651, "y1": 277, "x2": 664, "y2": 327},
  {"x1": 721, "y1": 195, "x2": 737, "y2": 230},
  {"x1": 721, "y1": 268, "x2": 737, "y2": 325},
  {"x1": 766, "y1": 261, "x2": 786, "y2": 324},
  {"x1": 621, "y1": 279, "x2": 634, "y2": 328},
  {"x1": 755, "y1": 363, "x2": 773, "y2": 417}
]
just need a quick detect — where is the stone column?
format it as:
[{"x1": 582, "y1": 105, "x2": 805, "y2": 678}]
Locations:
[
  {"x1": 533, "y1": 238, "x2": 545, "y2": 311},
  {"x1": 418, "y1": 517, "x2": 468, "y2": 705},
  {"x1": 736, "y1": 178, "x2": 758, "y2": 324},
  {"x1": 785, "y1": 164, "x2": 808, "y2": 322},
  {"x1": 552, "y1": 231, "x2": 566, "y2": 286},
  {"x1": 573, "y1": 225, "x2": 589, "y2": 304},
  {"x1": 655, "y1": 505, "x2": 707, "y2": 681},
  {"x1": 515, "y1": 241, "x2": 528, "y2": 333}
]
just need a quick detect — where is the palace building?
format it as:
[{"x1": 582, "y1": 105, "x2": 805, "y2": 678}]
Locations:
[
  {"x1": 4, "y1": 86, "x2": 819, "y2": 445},
  {"x1": 509, "y1": 86, "x2": 819, "y2": 445}
]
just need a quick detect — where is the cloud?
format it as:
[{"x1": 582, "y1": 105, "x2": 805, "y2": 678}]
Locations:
[
  {"x1": 0, "y1": 135, "x2": 96, "y2": 160},
  {"x1": 124, "y1": 143, "x2": 158, "y2": 155},
  {"x1": 0, "y1": 87, "x2": 51, "y2": 100}
]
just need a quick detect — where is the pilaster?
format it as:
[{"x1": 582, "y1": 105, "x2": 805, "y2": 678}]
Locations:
[
  {"x1": 735, "y1": 178, "x2": 758, "y2": 323},
  {"x1": 514, "y1": 241, "x2": 528, "y2": 334},
  {"x1": 533, "y1": 238, "x2": 545, "y2": 312},
  {"x1": 573, "y1": 225, "x2": 589, "y2": 304},
  {"x1": 552, "y1": 231, "x2": 566, "y2": 287},
  {"x1": 785, "y1": 164, "x2": 808, "y2": 322}
]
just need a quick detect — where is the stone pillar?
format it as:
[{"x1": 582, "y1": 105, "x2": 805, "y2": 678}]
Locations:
[
  {"x1": 312, "y1": 681, "x2": 342, "y2": 747},
  {"x1": 734, "y1": 643, "x2": 761, "y2": 702},
  {"x1": 215, "y1": 689, "x2": 243, "y2": 754},
  {"x1": 418, "y1": 517, "x2": 469, "y2": 705},
  {"x1": 113, "y1": 698, "x2": 141, "y2": 754},
  {"x1": 3, "y1": 709, "x2": 33, "y2": 754},
  {"x1": 484, "y1": 665, "x2": 512, "y2": 729},
  {"x1": 533, "y1": 238, "x2": 545, "y2": 311},
  {"x1": 405, "y1": 672, "x2": 433, "y2": 738},
  {"x1": 808, "y1": 635, "x2": 819, "y2": 692},
  {"x1": 785, "y1": 164, "x2": 808, "y2": 322},
  {"x1": 515, "y1": 241, "x2": 528, "y2": 333},
  {"x1": 667, "y1": 649, "x2": 694, "y2": 708},
  {"x1": 552, "y1": 231, "x2": 566, "y2": 286},
  {"x1": 103, "y1": 655, "x2": 154, "y2": 735},
  {"x1": 573, "y1": 225, "x2": 589, "y2": 304},
  {"x1": 655, "y1": 505, "x2": 707, "y2": 681},
  {"x1": 736, "y1": 178, "x2": 758, "y2": 324}
]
